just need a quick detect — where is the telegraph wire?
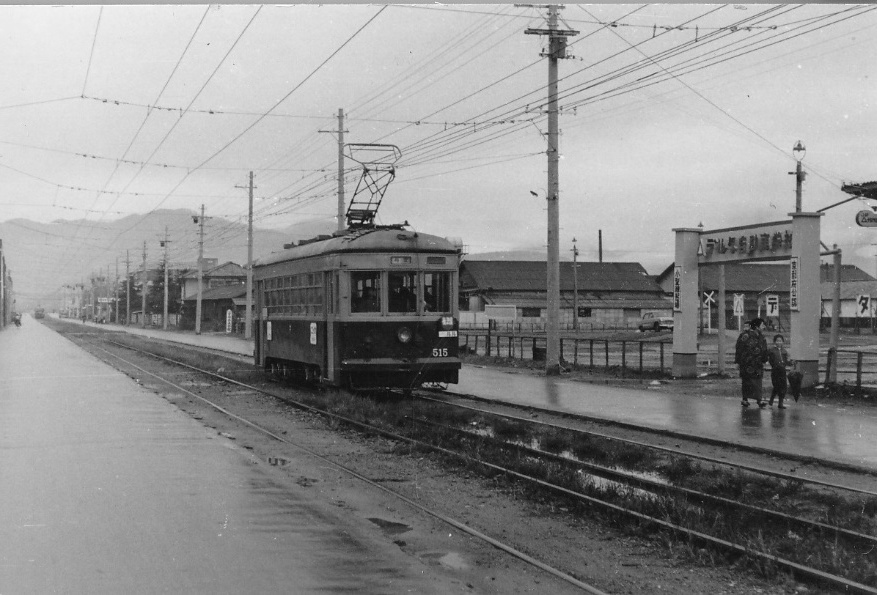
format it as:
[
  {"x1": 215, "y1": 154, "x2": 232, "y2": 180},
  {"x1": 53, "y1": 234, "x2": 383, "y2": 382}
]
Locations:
[{"x1": 81, "y1": 6, "x2": 103, "y2": 97}]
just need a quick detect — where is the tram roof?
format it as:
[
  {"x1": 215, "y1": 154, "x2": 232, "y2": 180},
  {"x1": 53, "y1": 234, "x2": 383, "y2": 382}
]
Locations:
[{"x1": 254, "y1": 227, "x2": 459, "y2": 268}]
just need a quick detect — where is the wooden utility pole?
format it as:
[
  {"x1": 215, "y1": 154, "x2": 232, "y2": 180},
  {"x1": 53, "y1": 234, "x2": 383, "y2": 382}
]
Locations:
[
  {"x1": 195, "y1": 204, "x2": 205, "y2": 335},
  {"x1": 237, "y1": 173, "x2": 256, "y2": 340},
  {"x1": 114, "y1": 257, "x2": 119, "y2": 324},
  {"x1": 525, "y1": 5, "x2": 578, "y2": 374},
  {"x1": 141, "y1": 241, "x2": 147, "y2": 329},
  {"x1": 320, "y1": 109, "x2": 348, "y2": 231},
  {"x1": 571, "y1": 238, "x2": 579, "y2": 331},
  {"x1": 125, "y1": 250, "x2": 131, "y2": 326},
  {"x1": 161, "y1": 227, "x2": 170, "y2": 330}
]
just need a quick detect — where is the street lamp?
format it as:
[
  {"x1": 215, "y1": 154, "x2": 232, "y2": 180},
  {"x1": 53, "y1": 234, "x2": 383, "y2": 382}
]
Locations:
[{"x1": 791, "y1": 140, "x2": 806, "y2": 212}]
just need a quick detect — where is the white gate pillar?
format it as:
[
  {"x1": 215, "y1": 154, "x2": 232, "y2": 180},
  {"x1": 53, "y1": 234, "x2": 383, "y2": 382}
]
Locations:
[
  {"x1": 789, "y1": 212, "x2": 823, "y2": 387},
  {"x1": 672, "y1": 228, "x2": 701, "y2": 377}
]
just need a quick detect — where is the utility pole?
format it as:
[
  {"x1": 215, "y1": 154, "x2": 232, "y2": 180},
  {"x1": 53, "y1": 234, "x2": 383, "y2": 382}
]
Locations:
[
  {"x1": 141, "y1": 241, "x2": 147, "y2": 329},
  {"x1": 161, "y1": 227, "x2": 171, "y2": 330},
  {"x1": 125, "y1": 250, "x2": 131, "y2": 326},
  {"x1": 525, "y1": 5, "x2": 578, "y2": 375},
  {"x1": 571, "y1": 238, "x2": 579, "y2": 331},
  {"x1": 237, "y1": 172, "x2": 256, "y2": 340},
  {"x1": 790, "y1": 140, "x2": 806, "y2": 212},
  {"x1": 114, "y1": 257, "x2": 119, "y2": 324},
  {"x1": 195, "y1": 204, "x2": 205, "y2": 335},
  {"x1": 337, "y1": 108, "x2": 346, "y2": 231},
  {"x1": 320, "y1": 108, "x2": 348, "y2": 231}
]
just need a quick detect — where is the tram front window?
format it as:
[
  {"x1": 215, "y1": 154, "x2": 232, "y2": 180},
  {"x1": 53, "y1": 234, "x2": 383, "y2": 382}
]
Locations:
[
  {"x1": 388, "y1": 271, "x2": 417, "y2": 314},
  {"x1": 351, "y1": 271, "x2": 381, "y2": 313},
  {"x1": 423, "y1": 272, "x2": 451, "y2": 313}
]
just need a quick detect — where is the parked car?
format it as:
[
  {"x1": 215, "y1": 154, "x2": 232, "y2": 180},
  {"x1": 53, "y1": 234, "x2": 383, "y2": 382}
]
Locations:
[{"x1": 638, "y1": 312, "x2": 673, "y2": 332}]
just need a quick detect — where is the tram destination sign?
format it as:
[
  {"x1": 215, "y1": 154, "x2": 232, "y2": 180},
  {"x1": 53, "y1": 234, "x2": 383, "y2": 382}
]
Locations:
[
  {"x1": 699, "y1": 220, "x2": 793, "y2": 264},
  {"x1": 855, "y1": 210, "x2": 877, "y2": 227}
]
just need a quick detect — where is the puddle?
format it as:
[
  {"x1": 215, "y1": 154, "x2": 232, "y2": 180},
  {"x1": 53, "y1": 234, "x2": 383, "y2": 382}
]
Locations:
[
  {"x1": 421, "y1": 551, "x2": 469, "y2": 571},
  {"x1": 268, "y1": 457, "x2": 290, "y2": 467},
  {"x1": 367, "y1": 517, "x2": 412, "y2": 536}
]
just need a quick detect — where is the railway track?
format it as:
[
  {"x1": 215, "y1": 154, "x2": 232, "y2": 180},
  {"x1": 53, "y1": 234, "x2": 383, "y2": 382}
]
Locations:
[
  {"x1": 65, "y1": 329, "x2": 876, "y2": 594},
  {"x1": 68, "y1": 332, "x2": 607, "y2": 594}
]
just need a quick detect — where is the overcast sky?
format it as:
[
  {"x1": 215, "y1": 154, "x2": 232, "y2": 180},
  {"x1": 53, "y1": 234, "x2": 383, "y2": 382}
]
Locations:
[{"x1": 1, "y1": 3, "x2": 876, "y2": 286}]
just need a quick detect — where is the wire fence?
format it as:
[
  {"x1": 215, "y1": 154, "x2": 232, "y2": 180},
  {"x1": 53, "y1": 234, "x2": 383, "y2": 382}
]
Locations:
[{"x1": 459, "y1": 330, "x2": 671, "y2": 375}]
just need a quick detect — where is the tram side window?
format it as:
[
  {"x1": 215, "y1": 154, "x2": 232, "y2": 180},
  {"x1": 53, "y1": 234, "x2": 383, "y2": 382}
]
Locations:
[
  {"x1": 388, "y1": 271, "x2": 418, "y2": 314},
  {"x1": 423, "y1": 272, "x2": 451, "y2": 313},
  {"x1": 351, "y1": 271, "x2": 381, "y2": 313}
]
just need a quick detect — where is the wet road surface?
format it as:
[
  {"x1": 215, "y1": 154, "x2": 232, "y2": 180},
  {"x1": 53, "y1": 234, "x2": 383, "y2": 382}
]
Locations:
[{"x1": 0, "y1": 318, "x2": 447, "y2": 593}]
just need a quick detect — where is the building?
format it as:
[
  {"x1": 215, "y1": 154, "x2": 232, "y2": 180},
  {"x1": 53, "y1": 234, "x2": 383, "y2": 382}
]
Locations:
[
  {"x1": 459, "y1": 260, "x2": 670, "y2": 328},
  {"x1": 180, "y1": 260, "x2": 244, "y2": 301},
  {"x1": 655, "y1": 262, "x2": 875, "y2": 331},
  {"x1": 820, "y1": 279, "x2": 877, "y2": 327},
  {"x1": 179, "y1": 284, "x2": 250, "y2": 333}
]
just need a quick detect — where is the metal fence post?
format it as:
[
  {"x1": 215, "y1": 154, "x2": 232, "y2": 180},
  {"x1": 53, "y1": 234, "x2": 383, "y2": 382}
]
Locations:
[
  {"x1": 856, "y1": 352, "x2": 864, "y2": 395},
  {"x1": 589, "y1": 339, "x2": 594, "y2": 368},
  {"x1": 660, "y1": 342, "x2": 665, "y2": 372},
  {"x1": 639, "y1": 341, "x2": 644, "y2": 373},
  {"x1": 621, "y1": 341, "x2": 627, "y2": 376},
  {"x1": 605, "y1": 340, "x2": 609, "y2": 369}
]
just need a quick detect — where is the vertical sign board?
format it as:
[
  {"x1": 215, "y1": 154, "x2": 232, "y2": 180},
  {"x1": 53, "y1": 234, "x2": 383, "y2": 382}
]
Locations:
[
  {"x1": 857, "y1": 295, "x2": 872, "y2": 318},
  {"x1": 310, "y1": 322, "x2": 318, "y2": 345},
  {"x1": 766, "y1": 294, "x2": 779, "y2": 318},
  {"x1": 733, "y1": 294, "x2": 744, "y2": 330},
  {"x1": 673, "y1": 266, "x2": 682, "y2": 312},
  {"x1": 789, "y1": 257, "x2": 799, "y2": 311},
  {"x1": 226, "y1": 309, "x2": 233, "y2": 333}
]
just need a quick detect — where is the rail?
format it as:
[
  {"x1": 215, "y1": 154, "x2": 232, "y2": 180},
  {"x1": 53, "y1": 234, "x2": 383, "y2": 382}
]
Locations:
[{"x1": 459, "y1": 329, "x2": 671, "y2": 375}]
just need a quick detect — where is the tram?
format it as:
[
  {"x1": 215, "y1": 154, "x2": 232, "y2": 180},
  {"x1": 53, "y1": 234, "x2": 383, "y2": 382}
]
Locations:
[{"x1": 253, "y1": 225, "x2": 462, "y2": 391}]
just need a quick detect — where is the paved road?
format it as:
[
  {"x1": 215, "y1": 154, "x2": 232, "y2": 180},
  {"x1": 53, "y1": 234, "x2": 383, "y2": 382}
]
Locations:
[{"x1": 0, "y1": 317, "x2": 443, "y2": 594}]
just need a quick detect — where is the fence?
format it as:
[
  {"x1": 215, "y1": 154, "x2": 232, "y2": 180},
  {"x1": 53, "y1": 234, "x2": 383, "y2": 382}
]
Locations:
[
  {"x1": 459, "y1": 330, "x2": 671, "y2": 375},
  {"x1": 824, "y1": 348, "x2": 877, "y2": 393}
]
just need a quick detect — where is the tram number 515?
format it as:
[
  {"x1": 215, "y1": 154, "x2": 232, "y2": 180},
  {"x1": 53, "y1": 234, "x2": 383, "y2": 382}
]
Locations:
[{"x1": 432, "y1": 348, "x2": 448, "y2": 357}]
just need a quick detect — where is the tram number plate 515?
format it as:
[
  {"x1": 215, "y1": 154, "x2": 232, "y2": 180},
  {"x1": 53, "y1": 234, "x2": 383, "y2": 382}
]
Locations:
[{"x1": 432, "y1": 348, "x2": 448, "y2": 357}]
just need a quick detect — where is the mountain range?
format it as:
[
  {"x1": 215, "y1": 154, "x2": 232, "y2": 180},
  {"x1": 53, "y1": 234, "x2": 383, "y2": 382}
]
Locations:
[{"x1": 0, "y1": 209, "x2": 336, "y2": 309}]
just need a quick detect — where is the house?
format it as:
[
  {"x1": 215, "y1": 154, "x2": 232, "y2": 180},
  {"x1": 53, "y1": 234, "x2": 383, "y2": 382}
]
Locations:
[
  {"x1": 179, "y1": 283, "x2": 251, "y2": 333},
  {"x1": 459, "y1": 260, "x2": 670, "y2": 328},
  {"x1": 655, "y1": 262, "x2": 875, "y2": 331},
  {"x1": 820, "y1": 279, "x2": 877, "y2": 327},
  {"x1": 180, "y1": 260, "x2": 245, "y2": 301}
]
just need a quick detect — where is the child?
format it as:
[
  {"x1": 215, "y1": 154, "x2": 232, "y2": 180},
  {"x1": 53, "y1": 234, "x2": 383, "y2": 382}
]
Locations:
[{"x1": 767, "y1": 334, "x2": 792, "y2": 408}]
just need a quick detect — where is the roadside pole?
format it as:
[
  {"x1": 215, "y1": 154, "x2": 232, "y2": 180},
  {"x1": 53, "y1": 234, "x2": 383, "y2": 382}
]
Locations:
[
  {"x1": 162, "y1": 227, "x2": 170, "y2": 330},
  {"x1": 524, "y1": 5, "x2": 578, "y2": 375},
  {"x1": 195, "y1": 204, "x2": 204, "y2": 336},
  {"x1": 717, "y1": 265, "x2": 726, "y2": 375},
  {"x1": 125, "y1": 250, "x2": 131, "y2": 325},
  {"x1": 141, "y1": 242, "x2": 147, "y2": 329}
]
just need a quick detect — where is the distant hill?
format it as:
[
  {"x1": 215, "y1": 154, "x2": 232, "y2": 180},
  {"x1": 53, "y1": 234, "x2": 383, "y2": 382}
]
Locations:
[{"x1": 0, "y1": 209, "x2": 335, "y2": 310}]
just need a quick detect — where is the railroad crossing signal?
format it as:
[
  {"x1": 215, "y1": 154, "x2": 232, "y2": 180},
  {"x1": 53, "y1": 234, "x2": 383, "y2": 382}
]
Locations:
[
  {"x1": 766, "y1": 294, "x2": 779, "y2": 318},
  {"x1": 857, "y1": 294, "x2": 872, "y2": 317},
  {"x1": 703, "y1": 291, "x2": 715, "y2": 306}
]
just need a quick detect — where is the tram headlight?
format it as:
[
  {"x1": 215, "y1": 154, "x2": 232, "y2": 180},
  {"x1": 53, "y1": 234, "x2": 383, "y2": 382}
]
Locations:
[{"x1": 396, "y1": 326, "x2": 413, "y2": 344}]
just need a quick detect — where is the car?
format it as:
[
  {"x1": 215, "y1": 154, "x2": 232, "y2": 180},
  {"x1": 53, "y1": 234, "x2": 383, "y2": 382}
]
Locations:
[{"x1": 638, "y1": 312, "x2": 673, "y2": 332}]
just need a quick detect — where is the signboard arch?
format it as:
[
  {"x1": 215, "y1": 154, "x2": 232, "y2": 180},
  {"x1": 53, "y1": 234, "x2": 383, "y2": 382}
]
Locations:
[{"x1": 672, "y1": 212, "x2": 822, "y2": 388}]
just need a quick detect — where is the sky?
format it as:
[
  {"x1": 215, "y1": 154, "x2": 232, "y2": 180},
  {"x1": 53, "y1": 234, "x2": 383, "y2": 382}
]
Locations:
[{"x1": 1, "y1": 3, "x2": 877, "y2": 296}]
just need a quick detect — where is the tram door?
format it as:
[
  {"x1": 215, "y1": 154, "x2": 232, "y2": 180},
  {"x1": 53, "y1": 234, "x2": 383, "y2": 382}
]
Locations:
[
  {"x1": 323, "y1": 271, "x2": 336, "y2": 383},
  {"x1": 254, "y1": 279, "x2": 266, "y2": 367}
]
